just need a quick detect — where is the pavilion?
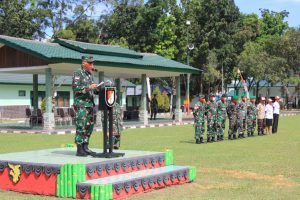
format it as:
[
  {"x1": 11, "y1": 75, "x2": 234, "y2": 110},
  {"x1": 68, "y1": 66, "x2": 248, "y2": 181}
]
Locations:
[{"x1": 0, "y1": 35, "x2": 200, "y2": 130}]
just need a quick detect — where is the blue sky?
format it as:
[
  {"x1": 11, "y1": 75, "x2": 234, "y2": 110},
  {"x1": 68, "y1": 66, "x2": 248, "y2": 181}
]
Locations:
[{"x1": 235, "y1": 0, "x2": 300, "y2": 27}]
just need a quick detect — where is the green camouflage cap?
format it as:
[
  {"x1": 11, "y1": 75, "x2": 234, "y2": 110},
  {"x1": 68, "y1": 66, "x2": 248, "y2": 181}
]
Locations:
[
  {"x1": 232, "y1": 95, "x2": 239, "y2": 100},
  {"x1": 82, "y1": 56, "x2": 94, "y2": 63},
  {"x1": 81, "y1": 55, "x2": 87, "y2": 61},
  {"x1": 241, "y1": 93, "x2": 247, "y2": 98},
  {"x1": 250, "y1": 95, "x2": 256, "y2": 99},
  {"x1": 198, "y1": 94, "x2": 205, "y2": 99}
]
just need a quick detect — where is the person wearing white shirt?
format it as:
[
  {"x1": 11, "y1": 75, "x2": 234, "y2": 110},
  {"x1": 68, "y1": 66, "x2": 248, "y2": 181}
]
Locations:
[
  {"x1": 272, "y1": 96, "x2": 280, "y2": 133},
  {"x1": 265, "y1": 99, "x2": 273, "y2": 135}
]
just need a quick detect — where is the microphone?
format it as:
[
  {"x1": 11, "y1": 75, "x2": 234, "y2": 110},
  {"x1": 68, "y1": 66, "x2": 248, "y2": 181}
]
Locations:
[{"x1": 92, "y1": 68, "x2": 98, "y2": 72}]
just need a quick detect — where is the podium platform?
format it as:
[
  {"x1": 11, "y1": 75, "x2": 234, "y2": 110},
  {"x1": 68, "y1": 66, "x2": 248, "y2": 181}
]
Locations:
[{"x1": 0, "y1": 148, "x2": 196, "y2": 199}]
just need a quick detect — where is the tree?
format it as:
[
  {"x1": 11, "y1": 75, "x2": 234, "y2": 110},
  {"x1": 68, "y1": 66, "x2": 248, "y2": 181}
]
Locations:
[
  {"x1": 264, "y1": 28, "x2": 300, "y2": 102},
  {"x1": 152, "y1": 86, "x2": 169, "y2": 112},
  {"x1": 192, "y1": 0, "x2": 240, "y2": 94},
  {"x1": 203, "y1": 50, "x2": 222, "y2": 93},
  {"x1": 0, "y1": 0, "x2": 48, "y2": 39},
  {"x1": 154, "y1": 14, "x2": 178, "y2": 59},
  {"x1": 67, "y1": 18, "x2": 99, "y2": 43},
  {"x1": 233, "y1": 13, "x2": 262, "y2": 53},
  {"x1": 98, "y1": 1, "x2": 143, "y2": 47},
  {"x1": 54, "y1": 29, "x2": 76, "y2": 40},
  {"x1": 38, "y1": 0, "x2": 101, "y2": 38},
  {"x1": 238, "y1": 41, "x2": 269, "y2": 98},
  {"x1": 260, "y1": 9, "x2": 289, "y2": 36}
]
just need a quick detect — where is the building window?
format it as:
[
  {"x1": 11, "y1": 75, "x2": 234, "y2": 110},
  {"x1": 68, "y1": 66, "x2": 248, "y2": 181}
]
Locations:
[{"x1": 19, "y1": 90, "x2": 26, "y2": 96}]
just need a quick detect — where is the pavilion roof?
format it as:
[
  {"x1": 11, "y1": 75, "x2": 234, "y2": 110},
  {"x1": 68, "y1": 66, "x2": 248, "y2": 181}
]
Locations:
[{"x1": 0, "y1": 35, "x2": 200, "y2": 75}]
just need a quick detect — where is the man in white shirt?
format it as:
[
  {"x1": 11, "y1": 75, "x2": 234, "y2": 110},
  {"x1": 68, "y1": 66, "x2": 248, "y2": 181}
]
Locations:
[
  {"x1": 265, "y1": 98, "x2": 273, "y2": 135},
  {"x1": 272, "y1": 96, "x2": 280, "y2": 133}
]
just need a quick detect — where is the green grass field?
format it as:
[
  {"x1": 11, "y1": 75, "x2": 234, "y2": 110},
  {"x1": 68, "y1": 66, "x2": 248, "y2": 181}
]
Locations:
[{"x1": 0, "y1": 115, "x2": 300, "y2": 200}]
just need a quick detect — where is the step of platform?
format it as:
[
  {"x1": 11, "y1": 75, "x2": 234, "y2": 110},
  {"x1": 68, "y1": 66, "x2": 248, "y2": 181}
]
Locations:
[
  {"x1": 76, "y1": 165, "x2": 196, "y2": 199},
  {"x1": 0, "y1": 148, "x2": 173, "y2": 196}
]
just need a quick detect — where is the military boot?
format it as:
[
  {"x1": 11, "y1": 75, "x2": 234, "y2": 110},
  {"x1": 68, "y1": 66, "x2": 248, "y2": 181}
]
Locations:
[
  {"x1": 233, "y1": 134, "x2": 237, "y2": 139},
  {"x1": 247, "y1": 132, "x2": 250, "y2": 137},
  {"x1": 211, "y1": 136, "x2": 215, "y2": 142},
  {"x1": 217, "y1": 135, "x2": 220, "y2": 141},
  {"x1": 76, "y1": 144, "x2": 88, "y2": 157},
  {"x1": 207, "y1": 137, "x2": 211, "y2": 143},
  {"x1": 200, "y1": 137, "x2": 204, "y2": 143},
  {"x1": 220, "y1": 135, "x2": 224, "y2": 141},
  {"x1": 228, "y1": 134, "x2": 232, "y2": 140},
  {"x1": 196, "y1": 139, "x2": 200, "y2": 144},
  {"x1": 83, "y1": 143, "x2": 96, "y2": 156},
  {"x1": 251, "y1": 132, "x2": 254, "y2": 137}
]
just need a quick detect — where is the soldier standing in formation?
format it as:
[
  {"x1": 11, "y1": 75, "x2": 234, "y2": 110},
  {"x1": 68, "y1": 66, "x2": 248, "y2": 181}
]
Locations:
[
  {"x1": 206, "y1": 94, "x2": 217, "y2": 142},
  {"x1": 112, "y1": 102, "x2": 123, "y2": 149},
  {"x1": 227, "y1": 96, "x2": 238, "y2": 140},
  {"x1": 257, "y1": 97, "x2": 266, "y2": 135},
  {"x1": 237, "y1": 95, "x2": 247, "y2": 138},
  {"x1": 247, "y1": 96, "x2": 257, "y2": 137},
  {"x1": 216, "y1": 94, "x2": 227, "y2": 141},
  {"x1": 72, "y1": 56, "x2": 98, "y2": 157},
  {"x1": 193, "y1": 95, "x2": 206, "y2": 144}
]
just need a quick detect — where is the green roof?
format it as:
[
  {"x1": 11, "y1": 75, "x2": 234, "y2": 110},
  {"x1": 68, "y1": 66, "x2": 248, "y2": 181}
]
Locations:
[
  {"x1": 0, "y1": 35, "x2": 200, "y2": 74},
  {"x1": 54, "y1": 38, "x2": 142, "y2": 59}
]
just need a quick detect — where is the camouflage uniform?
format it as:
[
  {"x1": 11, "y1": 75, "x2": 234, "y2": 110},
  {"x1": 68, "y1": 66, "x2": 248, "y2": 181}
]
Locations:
[
  {"x1": 257, "y1": 98, "x2": 266, "y2": 135},
  {"x1": 102, "y1": 103, "x2": 123, "y2": 149},
  {"x1": 72, "y1": 67, "x2": 98, "y2": 145},
  {"x1": 227, "y1": 99, "x2": 237, "y2": 139},
  {"x1": 193, "y1": 100, "x2": 206, "y2": 143},
  {"x1": 237, "y1": 99, "x2": 247, "y2": 138},
  {"x1": 216, "y1": 99, "x2": 227, "y2": 141},
  {"x1": 247, "y1": 98, "x2": 257, "y2": 136},
  {"x1": 205, "y1": 97, "x2": 217, "y2": 142}
]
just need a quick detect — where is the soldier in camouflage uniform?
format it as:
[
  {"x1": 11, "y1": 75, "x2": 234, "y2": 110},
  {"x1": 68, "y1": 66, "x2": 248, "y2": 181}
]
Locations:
[
  {"x1": 227, "y1": 96, "x2": 238, "y2": 140},
  {"x1": 247, "y1": 96, "x2": 257, "y2": 137},
  {"x1": 242, "y1": 95, "x2": 248, "y2": 133},
  {"x1": 102, "y1": 102, "x2": 123, "y2": 149},
  {"x1": 237, "y1": 94, "x2": 247, "y2": 138},
  {"x1": 72, "y1": 56, "x2": 99, "y2": 157},
  {"x1": 257, "y1": 97, "x2": 266, "y2": 135},
  {"x1": 216, "y1": 94, "x2": 227, "y2": 141},
  {"x1": 193, "y1": 95, "x2": 206, "y2": 144},
  {"x1": 206, "y1": 94, "x2": 217, "y2": 142}
]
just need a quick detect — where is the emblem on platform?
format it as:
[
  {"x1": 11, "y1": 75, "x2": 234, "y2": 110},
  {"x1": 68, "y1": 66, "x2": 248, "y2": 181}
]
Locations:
[
  {"x1": 8, "y1": 163, "x2": 21, "y2": 184},
  {"x1": 105, "y1": 87, "x2": 116, "y2": 107}
]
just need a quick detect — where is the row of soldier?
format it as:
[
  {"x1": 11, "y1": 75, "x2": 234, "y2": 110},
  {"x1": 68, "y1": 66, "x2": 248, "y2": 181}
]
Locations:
[{"x1": 193, "y1": 94, "x2": 261, "y2": 144}]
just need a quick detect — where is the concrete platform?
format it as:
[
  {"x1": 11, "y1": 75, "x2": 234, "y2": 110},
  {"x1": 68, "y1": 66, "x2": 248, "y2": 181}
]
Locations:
[
  {"x1": 77, "y1": 165, "x2": 194, "y2": 199},
  {"x1": 0, "y1": 147, "x2": 189, "y2": 198}
]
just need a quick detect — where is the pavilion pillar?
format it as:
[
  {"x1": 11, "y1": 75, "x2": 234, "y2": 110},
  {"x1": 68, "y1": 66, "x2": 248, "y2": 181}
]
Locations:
[
  {"x1": 186, "y1": 73, "x2": 190, "y2": 113},
  {"x1": 116, "y1": 78, "x2": 121, "y2": 105},
  {"x1": 43, "y1": 68, "x2": 55, "y2": 129},
  {"x1": 139, "y1": 74, "x2": 148, "y2": 125},
  {"x1": 96, "y1": 71, "x2": 104, "y2": 128},
  {"x1": 175, "y1": 75, "x2": 182, "y2": 123},
  {"x1": 32, "y1": 74, "x2": 38, "y2": 116}
]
